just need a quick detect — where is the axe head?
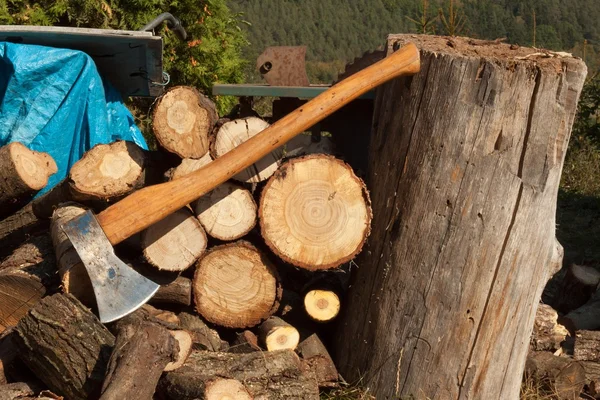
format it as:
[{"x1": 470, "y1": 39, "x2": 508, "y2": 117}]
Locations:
[{"x1": 61, "y1": 210, "x2": 160, "y2": 323}]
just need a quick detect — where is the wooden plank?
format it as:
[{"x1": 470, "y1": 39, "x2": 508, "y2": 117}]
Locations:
[{"x1": 0, "y1": 25, "x2": 163, "y2": 97}]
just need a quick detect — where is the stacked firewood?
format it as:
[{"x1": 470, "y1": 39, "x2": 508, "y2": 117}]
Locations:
[
  {"x1": 0, "y1": 86, "x2": 371, "y2": 399},
  {"x1": 528, "y1": 263, "x2": 600, "y2": 399}
]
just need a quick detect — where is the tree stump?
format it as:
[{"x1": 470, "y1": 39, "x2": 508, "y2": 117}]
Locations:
[
  {"x1": 0, "y1": 142, "x2": 57, "y2": 218},
  {"x1": 152, "y1": 86, "x2": 217, "y2": 159},
  {"x1": 334, "y1": 34, "x2": 587, "y2": 399},
  {"x1": 259, "y1": 154, "x2": 372, "y2": 270}
]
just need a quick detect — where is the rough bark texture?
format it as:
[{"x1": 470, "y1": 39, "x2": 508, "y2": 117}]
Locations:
[
  {"x1": 0, "y1": 382, "x2": 43, "y2": 400},
  {"x1": 159, "y1": 350, "x2": 319, "y2": 400},
  {"x1": 152, "y1": 86, "x2": 217, "y2": 159},
  {"x1": 297, "y1": 334, "x2": 339, "y2": 388},
  {"x1": 193, "y1": 241, "x2": 281, "y2": 329},
  {"x1": 334, "y1": 34, "x2": 587, "y2": 399},
  {"x1": 0, "y1": 235, "x2": 58, "y2": 334},
  {"x1": 530, "y1": 303, "x2": 569, "y2": 352},
  {"x1": 574, "y1": 330, "x2": 600, "y2": 362},
  {"x1": 141, "y1": 207, "x2": 207, "y2": 272},
  {"x1": 68, "y1": 140, "x2": 146, "y2": 203},
  {"x1": 0, "y1": 332, "x2": 17, "y2": 384},
  {"x1": 525, "y1": 351, "x2": 586, "y2": 400},
  {"x1": 99, "y1": 310, "x2": 178, "y2": 400},
  {"x1": 149, "y1": 275, "x2": 192, "y2": 307},
  {"x1": 13, "y1": 293, "x2": 115, "y2": 400},
  {"x1": 178, "y1": 312, "x2": 227, "y2": 352},
  {"x1": 229, "y1": 330, "x2": 261, "y2": 354},
  {"x1": 0, "y1": 142, "x2": 57, "y2": 218},
  {"x1": 193, "y1": 181, "x2": 257, "y2": 241},
  {"x1": 259, "y1": 154, "x2": 372, "y2": 270},
  {"x1": 211, "y1": 117, "x2": 282, "y2": 183}
]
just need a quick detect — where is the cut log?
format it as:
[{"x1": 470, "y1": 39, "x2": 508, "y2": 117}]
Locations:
[
  {"x1": 13, "y1": 293, "x2": 115, "y2": 400},
  {"x1": 141, "y1": 207, "x2": 207, "y2": 272},
  {"x1": 530, "y1": 303, "x2": 569, "y2": 352},
  {"x1": 258, "y1": 316, "x2": 300, "y2": 351},
  {"x1": 159, "y1": 350, "x2": 319, "y2": 399},
  {"x1": 563, "y1": 289, "x2": 600, "y2": 331},
  {"x1": 193, "y1": 181, "x2": 257, "y2": 241},
  {"x1": 149, "y1": 275, "x2": 192, "y2": 307},
  {"x1": 259, "y1": 154, "x2": 372, "y2": 270},
  {"x1": 170, "y1": 153, "x2": 213, "y2": 181},
  {"x1": 152, "y1": 86, "x2": 217, "y2": 159},
  {"x1": 553, "y1": 264, "x2": 600, "y2": 314},
  {"x1": 165, "y1": 330, "x2": 193, "y2": 372},
  {"x1": 68, "y1": 140, "x2": 145, "y2": 204},
  {"x1": 193, "y1": 241, "x2": 281, "y2": 329},
  {"x1": 0, "y1": 142, "x2": 57, "y2": 218},
  {"x1": 178, "y1": 312, "x2": 227, "y2": 352},
  {"x1": 211, "y1": 117, "x2": 282, "y2": 183},
  {"x1": 297, "y1": 334, "x2": 339, "y2": 388},
  {"x1": 525, "y1": 352, "x2": 586, "y2": 400},
  {"x1": 229, "y1": 330, "x2": 261, "y2": 354},
  {"x1": 0, "y1": 235, "x2": 58, "y2": 334},
  {"x1": 203, "y1": 379, "x2": 252, "y2": 400},
  {"x1": 333, "y1": 34, "x2": 588, "y2": 399},
  {"x1": 99, "y1": 310, "x2": 178, "y2": 400},
  {"x1": 574, "y1": 330, "x2": 600, "y2": 362},
  {"x1": 304, "y1": 290, "x2": 341, "y2": 323}
]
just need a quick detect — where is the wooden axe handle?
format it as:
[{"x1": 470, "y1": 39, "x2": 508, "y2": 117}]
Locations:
[{"x1": 97, "y1": 43, "x2": 421, "y2": 245}]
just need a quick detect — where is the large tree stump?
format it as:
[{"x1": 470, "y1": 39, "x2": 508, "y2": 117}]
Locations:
[{"x1": 333, "y1": 35, "x2": 587, "y2": 399}]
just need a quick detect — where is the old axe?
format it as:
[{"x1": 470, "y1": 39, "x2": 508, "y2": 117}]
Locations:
[{"x1": 61, "y1": 42, "x2": 421, "y2": 323}]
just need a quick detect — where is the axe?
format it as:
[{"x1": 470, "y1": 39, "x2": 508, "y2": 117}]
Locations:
[{"x1": 61, "y1": 43, "x2": 421, "y2": 323}]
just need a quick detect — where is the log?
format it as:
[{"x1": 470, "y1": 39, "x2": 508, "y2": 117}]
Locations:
[
  {"x1": 258, "y1": 316, "x2": 300, "y2": 351},
  {"x1": 193, "y1": 181, "x2": 257, "y2": 241},
  {"x1": 553, "y1": 263, "x2": 600, "y2": 314},
  {"x1": 211, "y1": 117, "x2": 282, "y2": 183},
  {"x1": 525, "y1": 352, "x2": 586, "y2": 400},
  {"x1": 165, "y1": 330, "x2": 193, "y2": 372},
  {"x1": 0, "y1": 331, "x2": 16, "y2": 384},
  {"x1": 99, "y1": 310, "x2": 178, "y2": 400},
  {"x1": 0, "y1": 382, "x2": 42, "y2": 400},
  {"x1": 304, "y1": 290, "x2": 341, "y2": 323},
  {"x1": 149, "y1": 275, "x2": 192, "y2": 307},
  {"x1": 297, "y1": 334, "x2": 339, "y2": 388},
  {"x1": 574, "y1": 330, "x2": 600, "y2": 362},
  {"x1": 178, "y1": 312, "x2": 227, "y2": 352},
  {"x1": 0, "y1": 142, "x2": 57, "y2": 218},
  {"x1": 193, "y1": 241, "x2": 281, "y2": 329},
  {"x1": 563, "y1": 289, "x2": 600, "y2": 331},
  {"x1": 0, "y1": 235, "x2": 58, "y2": 334},
  {"x1": 170, "y1": 153, "x2": 213, "y2": 181},
  {"x1": 68, "y1": 140, "x2": 146, "y2": 204},
  {"x1": 334, "y1": 34, "x2": 588, "y2": 399},
  {"x1": 159, "y1": 350, "x2": 319, "y2": 399},
  {"x1": 229, "y1": 330, "x2": 261, "y2": 354},
  {"x1": 152, "y1": 86, "x2": 217, "y2": 159},
  {"x1": 259, "y1": 154, "x2": 372, "y2": 270},
  {"x1": 13, "y1": 293, "x2": 115, "y2": 400},
  {"x1": 530, "y1": 303, "x2": 569, "y2": 352},
  {"x1": 141, "y1": 207, "x2": 207, "y2": 272}
]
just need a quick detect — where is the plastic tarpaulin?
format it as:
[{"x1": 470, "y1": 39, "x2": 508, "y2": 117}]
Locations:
[{"x1": 0, "y1": 41, "x2": 148, "y2": 195}]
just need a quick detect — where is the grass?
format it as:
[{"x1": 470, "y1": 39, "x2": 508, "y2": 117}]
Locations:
[{"x1": 520, "y1": 373, "x2": 561, "y2": 400}]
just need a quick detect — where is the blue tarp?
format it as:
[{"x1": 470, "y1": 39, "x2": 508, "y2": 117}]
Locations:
[{"x1": 0, "y1": 41, "x2": 147, "y2": 195}]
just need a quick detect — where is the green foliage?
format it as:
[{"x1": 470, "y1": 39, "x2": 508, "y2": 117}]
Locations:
[{"x1": 0, "y1": 0, "x2": 249, "y2": 115}]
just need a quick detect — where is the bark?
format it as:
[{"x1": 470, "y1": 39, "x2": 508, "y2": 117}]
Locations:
[
  {"x1": 563, "y1": 289, "x2": 600, "y2": 331},
  {"x1": 0, "y1": 382, "x2": 43, "y2": 400},
  {"x1": 68, "y1": 140, "x2": 146, "y2": 204},
  {"x1": 574, "y1": 330, "x2": 600, "y2": 362},
  {"x1": 211, "y1": 117, "x2": 282, "y2": 183},
  {"x1": 334, "y1": 34, "x2": 588, "y2": 399},
  {"x1": 152, "y1": 86, "x2": 217, "y2": 159},
  {"x1": 193, "y1": 241, "x2": 281, "y2": 329},
  {"x1": 177, "y1": 312, "x2": 227, "y2": 352},
  {"x1": 258, "y1": 316, "x2": 300, "y2": 351},
  {"x1": 229, "y1": 330, "x2": 261, "y2": 354},
  {"x1": 159, "y1": 350, "x2": 319, "y2": 400},
  {"x1": 553, "y1": 264, "x2": 600, "y2": 314},
  {"x1": 164, "y1": 330, "x2": 193, "y2": 372},
  {"x1": 297, "y1": 334, "x2": 339, "y2": 388},
  {"x1": 530, "y1": 303, "x2": 569, "y2": 352},
  {"x1": 13, "y1": 293, "x2": 115, "y2": 400},
  {"x1": 0, "y1": 235, "x2": 58, "y2": 334},
  {"x1": 149, "y1": 275, "x2": 192, "y2": 307},
  {"x1": 0, "y1": 142, "x2": 57, "y2": 218},
  {"x1": 525, "y1": 352, "x2": 586, "y2": 400},
  {"x1": 0, "y1": 331, "x2": 16, "y2": 384},
  {"x1": 141, "y1": 208, "x2": 207, "y2": 272},
  {"x1": 192, "y1": 181, "x2": 257, "y2": 241},
  {"x1": 99, "y1": 310, "x2": 178, "y2": 400},
  {"x1": 259, "y1": 154, "x2": 372, "y2": 270}
]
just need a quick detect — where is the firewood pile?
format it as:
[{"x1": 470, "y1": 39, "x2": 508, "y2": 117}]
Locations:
[
  {"x1": 528, "y1": 263, "x2": 600, "y2": 399},
  {"x1": 0, "y1": 86, "x2": 372, "y2": 399}
]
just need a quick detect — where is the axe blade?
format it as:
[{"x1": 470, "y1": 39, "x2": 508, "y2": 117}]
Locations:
[{"x1": 61, "y1": 210, "x2": 159, "y2": 323}]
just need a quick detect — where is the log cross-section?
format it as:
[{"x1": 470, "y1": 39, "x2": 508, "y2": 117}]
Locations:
[{"x1": 334, "y1": 34, "x2": 587, "y2": 399}]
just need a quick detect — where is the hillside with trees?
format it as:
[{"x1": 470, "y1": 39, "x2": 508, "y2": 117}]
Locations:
[{"x1": 230, "y1": 0, "x2": 600, "y2": 82}]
